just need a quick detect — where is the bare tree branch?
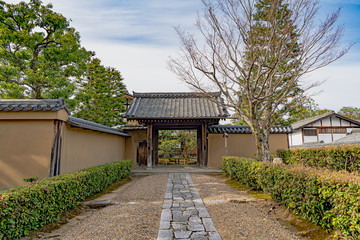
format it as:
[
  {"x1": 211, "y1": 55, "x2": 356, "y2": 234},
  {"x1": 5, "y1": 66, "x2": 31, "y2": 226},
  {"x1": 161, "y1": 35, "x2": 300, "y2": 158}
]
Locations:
[{"x1": 168, "y1": 0, "x2": 351, "y2": 161}]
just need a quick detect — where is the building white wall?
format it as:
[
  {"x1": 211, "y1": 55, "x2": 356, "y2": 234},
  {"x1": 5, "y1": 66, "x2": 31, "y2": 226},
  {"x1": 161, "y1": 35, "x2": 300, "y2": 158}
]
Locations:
[
  {"x1": 304, "y1": 135, "x2": 317, "y2": 143},
  {"x1": 289, "y1": 129, "x2": 303, "y2": 146},
  {"x1": 342, "y1": 121, "x2": 351, "y2": 127},
  {"x1": 322, "y1": 117, "x2": 330, "y2": 126},
  {"x1": 312, "y1": 120, "x2": 321, "y2": 127},
  {"x1": 332, "y1": 117, "x2": 341, "y2": 126},
  {"x1": 318, "y1": 134, "x2": 332, "y2": 143},
  {"x1": 333, "y1": 134, "x2": 346, "y2": 141}
]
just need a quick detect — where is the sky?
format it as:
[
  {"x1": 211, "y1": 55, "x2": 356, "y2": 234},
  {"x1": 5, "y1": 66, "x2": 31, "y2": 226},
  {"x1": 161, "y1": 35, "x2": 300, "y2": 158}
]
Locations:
[{"x1": 6, "y1": 0, "x2": 360, "y2": 111}]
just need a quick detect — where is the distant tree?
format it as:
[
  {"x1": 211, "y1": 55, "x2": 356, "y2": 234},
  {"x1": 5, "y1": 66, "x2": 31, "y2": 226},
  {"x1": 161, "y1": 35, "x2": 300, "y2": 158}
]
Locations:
[
  {"x1": 169, "y1": 0, "x2": 351, "y2": 161},
  {"x1": 158, "y1": 130, "x2": 180, "y2": 159},
  {"x1": 278, "y1": 98, "x2": 329, "y2": 125},
  {"x1": 158, "y1": 130, "x2": 197, "y2": 159},
  {"x1": 0, "y1": 0, "x2": 89, "y2": 108},
  {"x1": 178, "y1": 130, "x2": 197, "y2": 158},
  {"x1": 232, "y1": 97, "x2": 330, "y2": 126},
  {"x1": 74, "y1": 58, "x2": 127, "y2": 127},
  {"x1": 159, "y1": 130, "x2": 177, "y2": 140},
  {"x1": 338, "y1": 106, "x2": 360, "y2": 119},
  {"x1": 158, "y1": 139, "x2": 182, "y2": 159}
]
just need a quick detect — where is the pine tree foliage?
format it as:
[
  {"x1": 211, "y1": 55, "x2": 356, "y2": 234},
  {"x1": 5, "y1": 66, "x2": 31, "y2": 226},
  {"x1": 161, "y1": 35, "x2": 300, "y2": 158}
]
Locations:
[
  {"x1": 338, "y1": 106, "x2": 360, "y2": 119},
  {"x1": 74, "y1": 58, "x2": 126, "y2": 127},
  {"x1": 0, "y1": 0, "x2": 90, "y2": 107}
]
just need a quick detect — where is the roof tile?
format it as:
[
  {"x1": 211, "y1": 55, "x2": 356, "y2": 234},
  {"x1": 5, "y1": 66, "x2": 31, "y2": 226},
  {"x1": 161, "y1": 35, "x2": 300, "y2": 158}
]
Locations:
[
  {"x1": 208, "y1": 125, "x2": 293, "y2": 134},
  {"x1": 0, "y1": 98, "x2": 70, "y2": 114},
  {"x1": 67, "y1": 116, "x2": 129, "y2": 137}
]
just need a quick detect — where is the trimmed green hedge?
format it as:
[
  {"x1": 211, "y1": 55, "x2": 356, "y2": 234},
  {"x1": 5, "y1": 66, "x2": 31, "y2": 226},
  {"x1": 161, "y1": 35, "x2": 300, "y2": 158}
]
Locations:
[
  {"x1": 0, "y1": 159, "x2": 132, "y2": 240},
  {"x1": 277, "y1": 145, "x2": 360, "y2": 172},
  {"x1": 222, "y1": 157, "x2": 360, "y2": 238}
]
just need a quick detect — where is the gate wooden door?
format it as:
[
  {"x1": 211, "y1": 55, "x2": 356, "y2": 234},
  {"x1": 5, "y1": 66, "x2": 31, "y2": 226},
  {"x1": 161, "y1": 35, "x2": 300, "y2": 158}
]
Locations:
[{"x1": 137, "y1": 141, "x2": 147, "y2": 166}]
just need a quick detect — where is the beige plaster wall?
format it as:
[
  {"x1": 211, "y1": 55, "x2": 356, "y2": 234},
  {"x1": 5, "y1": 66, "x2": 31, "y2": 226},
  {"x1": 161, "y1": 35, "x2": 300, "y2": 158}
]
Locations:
[
  {"x1": 124, "y1": 129, "x2": 147, "y2": 168},
  {"x1": 60, "y1": 123, "x2": 127, "y2": 174},
  {"x1": 208, "y1": 133, "x2": 289, "y2": 168},
  {"x1": 0, "y1": 120, "x2": 54, "y2": 190}
]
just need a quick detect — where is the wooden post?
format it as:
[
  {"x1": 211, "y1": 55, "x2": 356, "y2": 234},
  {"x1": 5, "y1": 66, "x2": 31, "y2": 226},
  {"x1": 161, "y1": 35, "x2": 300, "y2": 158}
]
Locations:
[
  {"x1": 153, "y1": 125, "x2": 158, "y2": 166},
  {"x1": 224, "y1": 133, "x2": 228, "y2": 156},
  {"x1": 50, "y1": 120, "x2": 63, "y2": 177},
  {"x1": 197, "y1": 126, "x2": 202, "y2": 166},
  {"x1": 302, "y1": 128, "x2": 304, "y2": 144},
  {"x1": 147, "y1": 124, "x2": 153, "y2": 169},
  {"x1": 316, "y1": 129, "x2": 319, "y2": 142},
  {"x1": 202, "y1": 121, "x2": 208, "y2": 167},
  {"x1": 330, "y1": 116, "x2": 334, "y2": 142}
]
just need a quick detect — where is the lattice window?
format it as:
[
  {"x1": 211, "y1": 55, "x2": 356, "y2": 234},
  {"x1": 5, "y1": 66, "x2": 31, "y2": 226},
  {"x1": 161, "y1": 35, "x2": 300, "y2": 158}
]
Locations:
[
  {"x1": 318, "y1": 128, "x2": 347, "y2": 134},
  {"x1": 304, "y1": 129, "x2": 317, "y2": 136},
  {"x1": 333, "y1": 128, "x2": 347, "y2": 134},
  {"x1": 318, "y1": 128, "x2": 332, "y2": 134}
]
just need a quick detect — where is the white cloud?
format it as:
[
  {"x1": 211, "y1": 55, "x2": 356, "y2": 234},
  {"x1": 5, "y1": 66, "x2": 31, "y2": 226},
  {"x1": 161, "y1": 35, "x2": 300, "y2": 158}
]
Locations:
[
  {"x1": 46, "y1": 0, "x2": 200, "y2": 47},
  {"x1": 4, "y1": 0, "x2": 360, "y2": 112},
  {"x1": 84, "y1": 41, "x2": 190, "y2": 93},
  {"x1": 308, "y1": 63, "x2": 360, "y2": 110}
]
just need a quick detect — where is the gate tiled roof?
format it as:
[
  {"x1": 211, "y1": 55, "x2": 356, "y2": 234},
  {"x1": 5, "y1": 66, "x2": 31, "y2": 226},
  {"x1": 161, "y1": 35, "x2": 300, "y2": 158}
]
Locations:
[{"x1": 124, "y1": 92, "x2": 229, "y2": 119}]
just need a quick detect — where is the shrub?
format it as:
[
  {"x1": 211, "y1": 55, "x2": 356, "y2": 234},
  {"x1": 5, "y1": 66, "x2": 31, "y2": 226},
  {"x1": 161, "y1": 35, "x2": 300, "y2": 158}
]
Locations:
[
  {"x1": 23, "y1": 176, "x2": 39, "y2": 183},
  {"x1": 0, "y1": 159, "x2": 132, "y2": 240},
  {"x1": 277, "y1": 145, "x2": 360, "y2": 172},
  {"x1": 222, "y1": 156, "x2": 360, "y2": 238}
]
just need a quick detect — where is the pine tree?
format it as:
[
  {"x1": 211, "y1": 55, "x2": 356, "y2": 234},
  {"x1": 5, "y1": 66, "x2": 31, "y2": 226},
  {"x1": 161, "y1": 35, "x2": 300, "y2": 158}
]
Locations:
[
  {"x1": 74, "y1": 58, "x2": 126, "y2": 127},
  {"x1": 0, "y1": 0, "x2": 89, "y2": 105},
  {"x1": 241, "y1": 0, "x2": 303, "y2": 160}
]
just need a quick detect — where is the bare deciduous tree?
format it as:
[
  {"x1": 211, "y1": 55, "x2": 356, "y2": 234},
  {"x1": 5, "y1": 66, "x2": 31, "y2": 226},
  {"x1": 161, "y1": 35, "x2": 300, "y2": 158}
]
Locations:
[{"x1": 168, "y1": 0, "x2": 353, "y2": 161}]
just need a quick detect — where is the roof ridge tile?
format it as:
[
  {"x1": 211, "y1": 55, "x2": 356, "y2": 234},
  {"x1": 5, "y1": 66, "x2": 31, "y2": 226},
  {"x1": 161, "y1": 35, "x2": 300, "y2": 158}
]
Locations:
[{"x1": 0, "y1": 98, "x2": 70, "y2": 114}]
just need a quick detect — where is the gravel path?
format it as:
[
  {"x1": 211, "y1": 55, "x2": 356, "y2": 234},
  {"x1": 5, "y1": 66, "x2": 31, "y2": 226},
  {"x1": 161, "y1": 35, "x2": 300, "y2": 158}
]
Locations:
[
  {"x1": 191, "y1": 174, "x2": 300, "y2": 240},
  {"x1": 38, "y1": 174, "x2": 167, "y2": 240},
  {"x1": 29, "y1": 173, "x2": 301, "y2": 240}
]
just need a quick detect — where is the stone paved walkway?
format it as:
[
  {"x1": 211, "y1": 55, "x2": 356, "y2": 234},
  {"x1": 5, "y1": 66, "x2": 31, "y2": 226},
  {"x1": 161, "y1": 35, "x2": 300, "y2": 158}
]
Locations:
[{"x1": 157, "y1": 173, "x2": 222, "y2": 240}]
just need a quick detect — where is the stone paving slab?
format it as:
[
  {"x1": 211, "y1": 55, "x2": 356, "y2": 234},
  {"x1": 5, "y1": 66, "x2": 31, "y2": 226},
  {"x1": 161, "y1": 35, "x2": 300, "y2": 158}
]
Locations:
[{"x1": 157, "y1": 173, "x2": 221, "y2": 240}]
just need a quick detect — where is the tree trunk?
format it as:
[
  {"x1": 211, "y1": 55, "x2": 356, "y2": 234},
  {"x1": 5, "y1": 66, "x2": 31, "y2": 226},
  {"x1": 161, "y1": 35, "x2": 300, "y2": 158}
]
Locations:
[
  {"x1": 32, "y1": 86, "x2": 42, "y2": 99},
  {"x1": 253, "y1": 127, "x2": 272, "y2": 162}
]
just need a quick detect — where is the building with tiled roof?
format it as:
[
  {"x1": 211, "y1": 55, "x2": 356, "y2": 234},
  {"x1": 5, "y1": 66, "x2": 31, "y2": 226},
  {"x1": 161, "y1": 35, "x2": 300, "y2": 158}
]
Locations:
[
  {"x1": 123, "y1": 92, "x2": 229, "y2": 168},
  {"x1": 289, "y1": 111, "x2": 360, "y2": 147}
]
